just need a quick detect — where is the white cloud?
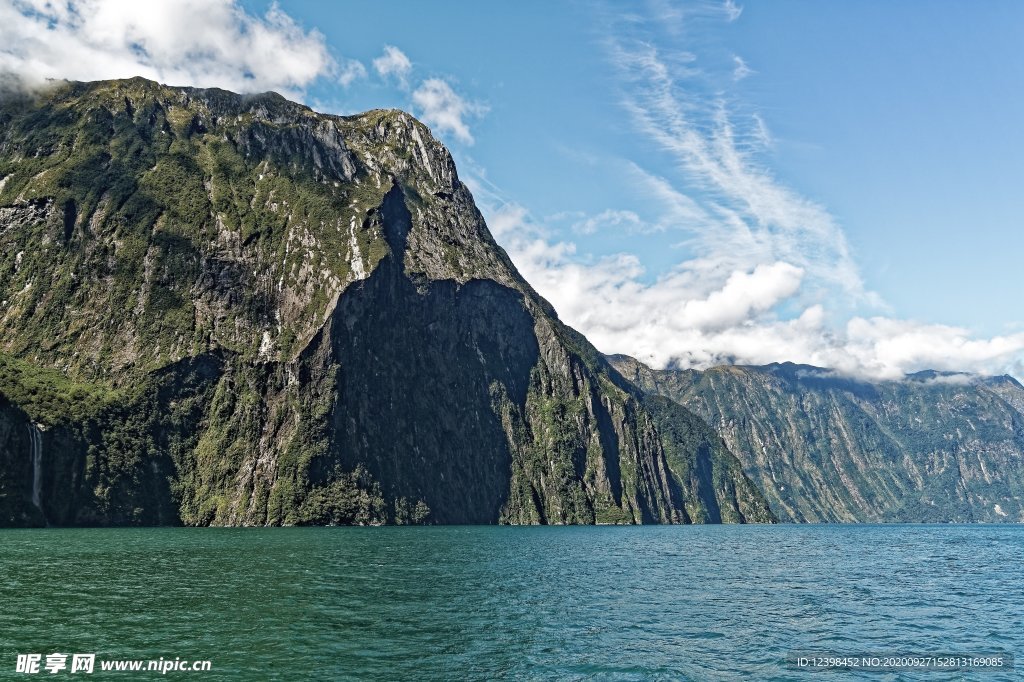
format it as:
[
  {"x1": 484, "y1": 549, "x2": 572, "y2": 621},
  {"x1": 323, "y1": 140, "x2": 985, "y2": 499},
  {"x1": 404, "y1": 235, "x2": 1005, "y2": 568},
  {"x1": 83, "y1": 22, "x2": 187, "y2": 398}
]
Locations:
[
  {"x1": 474, "y1": 192, "x2": 1024, "y2": 380},
  {"x1": 368, "y1": 46, "x2": 487, "y2": 145},
  {"x1": 572, "y1": 209, "x2": 644, "y2": 235},
  {"x1": 840, "y1": 318, "x2": 1024, "y2": 380},
  {"x1": 372, "y1": 44, "x2": 412, "y2": 88},
  {"x1": 613, "y1": 43, "x2": 870, "y2": 305},
  {"x1": 624, "y1": 163, "x2": 721, "y2": 236},
  {"x1": 411, "y1": 78, "x2": 485, "y2": 145},
  {"x1": 0, "y1": 0, "x2": 338, "y2": 98},
  {"x1": 455, "y1": 12, "x2": 1024, "y2": 382},
  {"x1": 723, "y1": 0, "x2": 743, "y2": 22},
  {"x1": 465, "y1": 11, "x2": 1024, "y2": 383},
  {"x1": 751, "y1": 112, "x2": 773, "y2": 148},
  {"x1": 488, "y1": 202, "x2": 530, "y2": 240},
  {"x1": 466, "y1": 31, "x2": 1024, "y2": 381},
  {"x1": 732, "y1": 55, "x2": 753, "y2": 81},
  {"x1": 909, "y1": 372, "x2": 976, "y2": 387},
  {"x1": 677, "y1": 262, "x2": 803, "y2": 330},
  {"x1": 338, "y1": 58, "x2": 367, "y2": 87}
]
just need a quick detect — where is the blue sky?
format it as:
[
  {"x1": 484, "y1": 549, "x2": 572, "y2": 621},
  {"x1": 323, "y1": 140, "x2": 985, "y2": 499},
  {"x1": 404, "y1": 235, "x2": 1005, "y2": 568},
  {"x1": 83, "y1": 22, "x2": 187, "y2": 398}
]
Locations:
[{"x1": 3, "y1": 0, "x2": 1023, "y2": 378}]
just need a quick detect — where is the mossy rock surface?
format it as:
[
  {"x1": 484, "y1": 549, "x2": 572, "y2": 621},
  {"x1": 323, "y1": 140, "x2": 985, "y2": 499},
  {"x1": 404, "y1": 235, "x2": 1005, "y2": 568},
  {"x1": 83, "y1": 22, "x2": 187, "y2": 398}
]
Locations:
[
  {"x1": 0, "y1": 78, "x2": 774, "y2": 527},
  {"x1": 609, "y1": 355, "x2": 1024, "y2": 523}
]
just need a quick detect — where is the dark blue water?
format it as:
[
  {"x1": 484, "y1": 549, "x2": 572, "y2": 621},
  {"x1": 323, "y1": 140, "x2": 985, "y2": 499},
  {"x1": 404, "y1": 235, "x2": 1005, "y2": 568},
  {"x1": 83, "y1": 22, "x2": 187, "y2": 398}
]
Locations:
[{"x1": 1, "y1": 525, "x2": 1021, "y2": 680}]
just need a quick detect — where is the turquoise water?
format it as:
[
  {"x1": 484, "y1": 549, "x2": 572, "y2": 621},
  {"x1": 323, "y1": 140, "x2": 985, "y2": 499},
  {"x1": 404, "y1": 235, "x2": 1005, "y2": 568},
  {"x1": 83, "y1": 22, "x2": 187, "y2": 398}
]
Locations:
[{"x1": 1, "y1": 525, "x2": 1021, "y2": 680}]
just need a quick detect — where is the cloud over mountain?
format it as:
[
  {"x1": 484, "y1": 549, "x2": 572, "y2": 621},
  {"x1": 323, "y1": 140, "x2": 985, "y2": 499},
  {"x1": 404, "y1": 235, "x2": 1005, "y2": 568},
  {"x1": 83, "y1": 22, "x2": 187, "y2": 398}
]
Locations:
[
  {"x1": 0, "y1": 0, "x2": 341, "y2": 98},
  {"x1": 470, "y1": 11, "x2": 1024, "y2": 381}
]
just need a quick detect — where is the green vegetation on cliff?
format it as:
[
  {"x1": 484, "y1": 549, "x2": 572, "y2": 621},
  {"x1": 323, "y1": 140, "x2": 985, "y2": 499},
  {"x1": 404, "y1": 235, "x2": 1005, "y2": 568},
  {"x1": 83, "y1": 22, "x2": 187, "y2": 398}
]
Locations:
[
  {"x1": 610, "y1": 355, "x2": 1024, "y2": 523},
  {"x1": 0, "y1": 78, "x2": 773, "y2": 527},
  {"x1": 642, "y1": 394, "x2": 776, "y2": 524}
]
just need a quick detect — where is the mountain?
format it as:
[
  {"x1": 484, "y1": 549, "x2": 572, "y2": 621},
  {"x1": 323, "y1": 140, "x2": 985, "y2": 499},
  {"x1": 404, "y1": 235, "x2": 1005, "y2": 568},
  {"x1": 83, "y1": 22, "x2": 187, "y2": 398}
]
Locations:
[
  {"x1": 0, "y1": 77, "x2": 773, "y2": 527},
  {"x1": 609, "y1": 355, "x2": 1024, "y2": 523},
  {"x1": 638, "y1": 393, "x2": 775, "y2": 523}
]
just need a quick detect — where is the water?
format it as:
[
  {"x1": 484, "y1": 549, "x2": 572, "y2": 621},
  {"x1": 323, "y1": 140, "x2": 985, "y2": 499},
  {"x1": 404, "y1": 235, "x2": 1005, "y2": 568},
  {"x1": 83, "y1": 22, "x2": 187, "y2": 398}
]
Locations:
[{"x1": 0, "y1": 525, "x2": 1021, "y2": 681}]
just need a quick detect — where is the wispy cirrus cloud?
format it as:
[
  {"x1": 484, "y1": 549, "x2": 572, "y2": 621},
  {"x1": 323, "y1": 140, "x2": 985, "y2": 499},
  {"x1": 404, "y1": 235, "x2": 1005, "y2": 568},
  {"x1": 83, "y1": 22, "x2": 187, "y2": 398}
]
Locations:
[
  {"x1": 611, "y1": 40, "x2": 869, "y2": 304},
  {"x1": 475, "y1": 195, "x2": 1024, "y2": 379},
  {"x1": 468, "y1": 5, "x2": 1024, "y2": 380},
  {"x1": 732, "y1": 55, "x2": 753, "y2": 81},
  {"x1": 723, "y1": 0, "x2": 743, "y2": 22},
  {"x1": 571, "y1": 209, "x2": 643, "y2": 235}
]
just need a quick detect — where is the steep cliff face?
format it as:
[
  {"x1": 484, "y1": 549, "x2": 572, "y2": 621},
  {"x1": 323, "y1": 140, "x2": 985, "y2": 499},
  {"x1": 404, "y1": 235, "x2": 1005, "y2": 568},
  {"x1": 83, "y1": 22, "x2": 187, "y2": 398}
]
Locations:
[
  {"x1": 0, "y1": 78, "x2": 772, "y2": 526},
  {"x1": 640, "y1": 394, "x2": 776, "y2": 524},
  {"x1": 610, "y1": 356, "x2": 1024, "y2": 523}
]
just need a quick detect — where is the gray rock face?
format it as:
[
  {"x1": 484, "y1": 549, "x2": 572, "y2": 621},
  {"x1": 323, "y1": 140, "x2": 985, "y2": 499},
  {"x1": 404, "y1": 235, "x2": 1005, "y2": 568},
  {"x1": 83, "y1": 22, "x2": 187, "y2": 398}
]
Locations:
[
  {"x1": 610, "y1": 355, "x2": 1024, "y2": 523},
  {"x1": 0, "y1": 78, "x2": 774, "y2": 526}
]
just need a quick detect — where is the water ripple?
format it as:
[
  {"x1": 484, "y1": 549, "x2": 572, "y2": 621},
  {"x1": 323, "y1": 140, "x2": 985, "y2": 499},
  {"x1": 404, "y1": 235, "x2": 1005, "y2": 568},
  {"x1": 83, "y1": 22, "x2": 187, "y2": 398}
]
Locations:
[{"x1": 0, "y1": 525, "x2": 1021, "y2": 681}]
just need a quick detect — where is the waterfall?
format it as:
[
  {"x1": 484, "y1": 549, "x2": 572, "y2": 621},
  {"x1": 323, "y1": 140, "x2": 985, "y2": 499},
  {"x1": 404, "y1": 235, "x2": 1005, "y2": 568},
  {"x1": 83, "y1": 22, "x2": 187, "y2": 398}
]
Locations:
[{"x1": 27, "y1": 423, "x2": 42, "y2": 511}]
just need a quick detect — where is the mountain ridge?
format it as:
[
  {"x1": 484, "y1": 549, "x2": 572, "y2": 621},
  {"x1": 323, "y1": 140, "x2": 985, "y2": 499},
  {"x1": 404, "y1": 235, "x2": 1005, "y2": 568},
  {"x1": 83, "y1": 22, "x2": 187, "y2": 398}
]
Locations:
[
  {"x1": 609, "y1": 354, "x2": 1024, "y2": 523},
  {"x1": 0, "y1": 77, "x2": 773, "y2": 527}
]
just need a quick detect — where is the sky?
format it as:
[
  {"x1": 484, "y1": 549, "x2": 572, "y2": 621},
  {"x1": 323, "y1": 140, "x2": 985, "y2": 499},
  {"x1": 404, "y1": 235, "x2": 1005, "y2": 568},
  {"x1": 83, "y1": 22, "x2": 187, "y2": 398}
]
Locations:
[{"x1": 2, "y1": 0, "x2": 1023, "y2": 380}]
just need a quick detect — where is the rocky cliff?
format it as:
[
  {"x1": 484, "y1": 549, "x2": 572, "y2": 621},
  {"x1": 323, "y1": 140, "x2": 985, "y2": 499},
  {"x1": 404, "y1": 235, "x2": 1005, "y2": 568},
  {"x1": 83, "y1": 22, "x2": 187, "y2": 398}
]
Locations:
[
  {"x1": 610, "y1": 355, "x2": 1024, "y2": 523},
  {"x1": 0, "y1": 77, "x2": 773, "y2": 526}
]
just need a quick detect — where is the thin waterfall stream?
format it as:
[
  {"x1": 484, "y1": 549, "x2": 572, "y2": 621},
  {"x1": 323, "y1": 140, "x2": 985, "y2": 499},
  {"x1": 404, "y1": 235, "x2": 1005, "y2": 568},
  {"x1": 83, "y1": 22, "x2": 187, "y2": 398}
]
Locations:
[{"x1": 27, "y1": 423, "x2": 42, "y2": 512}]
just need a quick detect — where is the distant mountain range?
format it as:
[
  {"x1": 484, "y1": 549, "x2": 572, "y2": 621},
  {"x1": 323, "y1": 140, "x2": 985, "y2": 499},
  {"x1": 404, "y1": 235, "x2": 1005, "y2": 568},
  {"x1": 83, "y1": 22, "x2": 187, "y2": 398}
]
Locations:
[{"x1": 608, "y1": 356, "x2": 1024, "y2": 523}]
